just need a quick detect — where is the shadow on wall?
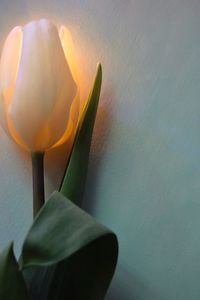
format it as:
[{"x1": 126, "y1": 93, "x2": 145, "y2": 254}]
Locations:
[
  {"x1": 106, "y1": 265, "x2": 163, "y2": 300},
  {"x1": 82, "y1": 87, "x2": 114, "y2": 212}
]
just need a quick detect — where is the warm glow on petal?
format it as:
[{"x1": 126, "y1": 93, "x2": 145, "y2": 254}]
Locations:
[
  {"x1": 9, "y1": 19, "x2": 77, "y2": 151},
  {"x1": 0, "y1": 20, "x2": 84, "y2": 152},
  {"x1": 0, "y1": 26, "x2": 23, "y2": 140},
  {"x1": 52, "y1": 26, "x2": 80, "y2": 149},
  {"x1": 4, "y1": 89, "x2": 27, "y2": 148},
  {"x1": 0, "y1": 26, "x2": 22, "y2": 89},
  {"x1": 59, "y1": 26, "x2": 78, "y2": 83}
]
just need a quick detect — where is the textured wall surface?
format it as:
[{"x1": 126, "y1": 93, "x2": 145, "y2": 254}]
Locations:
[{"x1": 0, "y1": 1, "x2": 200, "y2": 299}]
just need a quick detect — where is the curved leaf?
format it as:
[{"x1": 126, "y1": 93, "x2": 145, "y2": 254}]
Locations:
[
  {"x1": 21, "y1": 191, "x2": 118, "y2": 300},
  {"x1": 0, "y1": 242, "x2": 28, "y2": 300},
  {"x1": 60, "y1": 63, "x2": 102, "y2": 206}
]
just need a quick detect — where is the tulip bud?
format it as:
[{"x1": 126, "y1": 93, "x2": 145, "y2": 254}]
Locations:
[{"x1": 0, "y1": 19, "x2": 79, "y2": 151}]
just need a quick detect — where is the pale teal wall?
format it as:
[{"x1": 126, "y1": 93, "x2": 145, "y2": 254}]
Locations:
[{"x1": 0, "y1": 1, "x2": 200, "y2": 299}]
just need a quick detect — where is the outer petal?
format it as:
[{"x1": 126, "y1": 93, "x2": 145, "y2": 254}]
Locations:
[
  {"x1": 0, "y1": 26, "x2": 22, "y2": 136},
  {"x1": 9, "y1": 19, "x2": 77, "y2": 151},
  {"x1": 52, "y1": 26, "x2": 80, "y2": 148}
]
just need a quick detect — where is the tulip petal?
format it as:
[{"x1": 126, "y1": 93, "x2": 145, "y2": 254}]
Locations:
[
  {"x1": 0, "y1": 26, "x2": 22, "y2": 137},
  {"x1": 9, "y1": 19, "x2": 77, "y2": 151},
  {"x1": 1, "y1": 88, "x2": 27, "y2": 148},
  {"x1": 52, "y1": 26, "x2": 80, "y2": 149},
  {"x1": 0, "y1": 26, "x2": 22, "y2": 90},
  {"x1": 59, "y1": 26, "x2": 78, "y2": 83}
]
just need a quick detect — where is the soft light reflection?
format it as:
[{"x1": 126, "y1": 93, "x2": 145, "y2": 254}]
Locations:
[
  {"x1": 52, "y1": 26, "x2": 80, "y2": 148},
  {"x1": 0, "y1": 26, "x2": 25, "y2": 148}
]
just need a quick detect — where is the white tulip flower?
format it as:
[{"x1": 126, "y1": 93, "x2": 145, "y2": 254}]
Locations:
[{"x1": 0, "y1": 19, "x2": 79, "y2": 152}]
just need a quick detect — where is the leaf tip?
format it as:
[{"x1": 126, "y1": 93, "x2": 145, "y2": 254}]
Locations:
[
  {"x1": 96, "y1": 62, "x2": 102, "y2": 70},
  {"x1": 96, "y1": 62, "x2": 102, "y2": 79}
]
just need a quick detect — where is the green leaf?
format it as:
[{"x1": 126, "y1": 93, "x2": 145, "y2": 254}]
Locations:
[
  {"x1": 0, "y1": 242, "x2": 28, "y2": 300},
  {"x1": 60, "y1": 63, "x2": 102, "y2": 206},
  {"x1": 21, "y1": 191, "x2": 118, "y2": 300},
  {"x1": 20, "y1": 64, "x2": 117, "y2": 299}
]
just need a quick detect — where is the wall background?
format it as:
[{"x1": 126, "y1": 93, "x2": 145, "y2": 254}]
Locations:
[{"x1": 0, "y1": 1, "x2": 200, "y2": 299}]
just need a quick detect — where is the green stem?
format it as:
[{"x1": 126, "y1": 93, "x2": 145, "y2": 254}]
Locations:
[{"x1": 31, "y1": 152, "x2": 45, "y2": 218}]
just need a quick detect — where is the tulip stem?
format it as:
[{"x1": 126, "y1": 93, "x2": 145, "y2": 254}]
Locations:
[{"x1": 31, "y1": 152, "x2": 45, "y2": 218}]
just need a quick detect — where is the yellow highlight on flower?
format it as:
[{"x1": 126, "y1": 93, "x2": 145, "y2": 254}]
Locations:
[{"x1": 0, "y1": 19, "x2": 80, "y2": 152}]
